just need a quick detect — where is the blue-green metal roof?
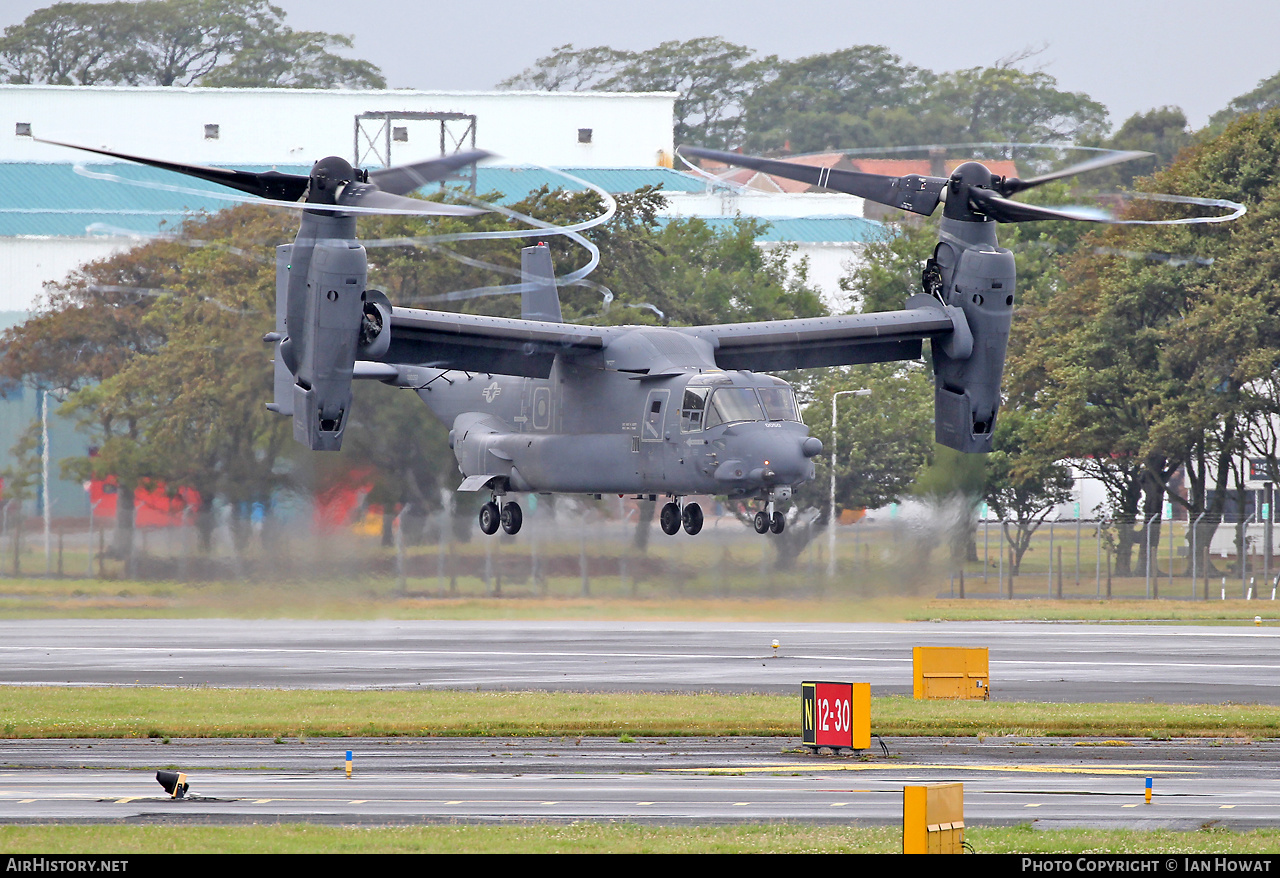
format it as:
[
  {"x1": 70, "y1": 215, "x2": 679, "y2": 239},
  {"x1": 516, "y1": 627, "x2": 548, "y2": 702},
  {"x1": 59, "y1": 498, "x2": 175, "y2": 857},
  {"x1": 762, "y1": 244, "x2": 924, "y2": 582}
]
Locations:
[
  {"x1": 474, "y1": 166, "x2": 707, "y2": 203},
  {"x1": 0, "y1": 163, "x2": 881, "y2": 244},
  {"x1": 0, "y1": 162, "x2": 306, "y2": 236},
  {"x1": 666, "y1": 215, "x2": 886, "y2": 244},
  {"x1": 0, "y1": 163, "x2": 708, "y2": 237}
]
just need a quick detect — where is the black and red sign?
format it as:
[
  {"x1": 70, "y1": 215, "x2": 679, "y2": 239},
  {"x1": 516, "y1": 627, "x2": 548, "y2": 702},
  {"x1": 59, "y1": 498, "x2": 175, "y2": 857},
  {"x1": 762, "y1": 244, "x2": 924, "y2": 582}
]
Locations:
[{"x1": 801, "y1": 681, "x2": 869, "y2": 750}]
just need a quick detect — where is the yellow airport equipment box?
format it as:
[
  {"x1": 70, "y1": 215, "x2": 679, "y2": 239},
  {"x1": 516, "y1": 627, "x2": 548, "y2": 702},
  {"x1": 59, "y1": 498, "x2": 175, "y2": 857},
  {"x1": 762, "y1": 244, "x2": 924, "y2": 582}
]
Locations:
[
  {"x1": 903, "y1": 782, "x2": 964, "y2": 854},
  {"x1": 801, "y1": 681, "x2": 870, "y2": 751},
  {"x1": 912, "y1": 647, "x2": 989, "y2": 700}
]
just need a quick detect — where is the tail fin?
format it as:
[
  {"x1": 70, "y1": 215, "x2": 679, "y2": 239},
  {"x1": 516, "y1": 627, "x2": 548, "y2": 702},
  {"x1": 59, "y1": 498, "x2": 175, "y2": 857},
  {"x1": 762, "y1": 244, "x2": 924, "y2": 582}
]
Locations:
[{"x1": 520, "y1": 243, "x2": 562, "y2": 322}]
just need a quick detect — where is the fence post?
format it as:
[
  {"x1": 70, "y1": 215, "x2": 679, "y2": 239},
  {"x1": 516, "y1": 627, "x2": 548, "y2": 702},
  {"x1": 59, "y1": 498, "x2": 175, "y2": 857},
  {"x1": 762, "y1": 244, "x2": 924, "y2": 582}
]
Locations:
[
  {"x1": 1152, "y1": 517, "x2": 1162, "y2": 598},
  {"x1": 1244, "y1": 512, "x2": 1255, "y2": 599},
  {"x1": 1076, "y1": 516, "x2": 1082, "y2": 588},
  {"x1": 1048, "y1": 519, "x2": 1054, "y2": 597},
  {"x1": 998, "y1": 518, "x2": 1004, "y2": 598},
  {"x1": 1191, "y1": 513, "x2": 1204, "y2": 600},
  {"x1": 1095, "y1": 519, "x2": 1102, "y2": 597}
]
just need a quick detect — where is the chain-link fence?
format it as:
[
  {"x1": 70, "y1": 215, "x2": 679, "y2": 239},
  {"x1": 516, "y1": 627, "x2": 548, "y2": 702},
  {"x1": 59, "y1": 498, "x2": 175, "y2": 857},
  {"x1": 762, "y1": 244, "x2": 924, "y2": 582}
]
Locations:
[{"x1": 2, "y1": 499, "x2": 1277, "y2": 602}]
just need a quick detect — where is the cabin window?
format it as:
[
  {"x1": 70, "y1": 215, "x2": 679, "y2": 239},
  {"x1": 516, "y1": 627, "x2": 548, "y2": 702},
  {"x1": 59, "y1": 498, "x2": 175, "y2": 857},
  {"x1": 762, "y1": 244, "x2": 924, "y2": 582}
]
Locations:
[
  {"x1": 680, "y1": 387, "x2": 710, "y2": 432},
  {"x1": 642, "y1": 390, "x2": 668, "y2": 441}
]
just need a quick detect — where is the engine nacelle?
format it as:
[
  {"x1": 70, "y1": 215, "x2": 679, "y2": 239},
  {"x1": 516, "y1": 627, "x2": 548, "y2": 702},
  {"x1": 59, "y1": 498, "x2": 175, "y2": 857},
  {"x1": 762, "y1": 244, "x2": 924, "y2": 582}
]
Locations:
[
  {"x1": 268, "y1": 214, "x2": 368, "y2": 451},
  {"x1": 928, "y1": 238, "x2": 1015, "y2": 454}
]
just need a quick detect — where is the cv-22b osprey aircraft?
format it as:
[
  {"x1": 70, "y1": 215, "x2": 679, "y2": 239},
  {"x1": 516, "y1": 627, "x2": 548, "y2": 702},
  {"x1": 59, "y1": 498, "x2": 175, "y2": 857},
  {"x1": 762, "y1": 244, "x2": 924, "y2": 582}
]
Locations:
[{"x1": 43, "y1": 138, "x2": 1154, "y2": 539}]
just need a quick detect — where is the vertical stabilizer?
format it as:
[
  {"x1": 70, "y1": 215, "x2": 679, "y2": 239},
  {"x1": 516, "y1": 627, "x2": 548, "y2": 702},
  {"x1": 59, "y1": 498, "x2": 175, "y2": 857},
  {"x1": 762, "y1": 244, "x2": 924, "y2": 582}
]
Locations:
[{"x1": 521, "y1": 243, "x2": 562, "y2": 323}]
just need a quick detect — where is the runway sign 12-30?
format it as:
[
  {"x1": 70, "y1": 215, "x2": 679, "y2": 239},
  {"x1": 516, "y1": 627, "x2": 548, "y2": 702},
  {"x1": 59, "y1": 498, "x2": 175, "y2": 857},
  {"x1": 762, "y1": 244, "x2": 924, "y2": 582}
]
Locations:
[{"x1": 801, "y1": 681, "x2": 869, "y2": 750}]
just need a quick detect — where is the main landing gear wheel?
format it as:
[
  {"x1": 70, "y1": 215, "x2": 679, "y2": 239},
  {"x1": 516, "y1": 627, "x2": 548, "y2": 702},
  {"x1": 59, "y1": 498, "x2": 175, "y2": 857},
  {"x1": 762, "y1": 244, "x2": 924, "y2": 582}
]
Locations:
[
  {"x1": 753, "y1": 511, "x2": 770, "y2": 534},
  {"x1": 770, "y1": 511, "x2": 786, "y2": 534},
  {"x1": 501, "y1": 501, "x2": 522, "y2": 535},
  {"x1": 660, "y1": 502, "x2": 681, "y2": 536},
  {"x1": 682, "y1": 502, "x2": 703, "y2": 535},
  {"x1": 478, "y1": 501, "x2": 500, "y2": 535}
]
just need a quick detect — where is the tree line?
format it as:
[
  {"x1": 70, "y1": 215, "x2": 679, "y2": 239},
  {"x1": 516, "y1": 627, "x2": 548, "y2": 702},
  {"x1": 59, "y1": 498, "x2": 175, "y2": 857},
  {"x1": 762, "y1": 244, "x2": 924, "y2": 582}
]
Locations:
[{"x1": 0, "y1": 0, "x2": 383, "y2": 88}]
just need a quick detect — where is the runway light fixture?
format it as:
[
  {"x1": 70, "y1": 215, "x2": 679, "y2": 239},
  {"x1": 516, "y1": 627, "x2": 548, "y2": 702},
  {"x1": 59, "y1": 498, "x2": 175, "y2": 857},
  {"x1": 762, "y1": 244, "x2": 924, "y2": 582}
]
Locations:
[{"x1": 156, "y1": 770, "x2": 189, "y2": 799}]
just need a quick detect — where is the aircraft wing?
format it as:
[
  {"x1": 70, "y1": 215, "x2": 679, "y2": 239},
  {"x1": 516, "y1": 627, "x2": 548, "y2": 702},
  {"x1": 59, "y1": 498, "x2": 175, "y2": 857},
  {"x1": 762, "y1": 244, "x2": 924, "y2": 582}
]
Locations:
[
  {"x1": 382, "y1": 307, "x2": 609, "y2": 378},
  {"x1": 678, "y1": 296, "x2": 965, "y2": 371}
]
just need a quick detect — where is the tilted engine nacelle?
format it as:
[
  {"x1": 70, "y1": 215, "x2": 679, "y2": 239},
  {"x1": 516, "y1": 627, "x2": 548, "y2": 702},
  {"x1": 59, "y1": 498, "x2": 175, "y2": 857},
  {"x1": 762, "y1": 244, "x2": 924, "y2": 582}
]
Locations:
[
  {"x1": 269, "y1": 214, "x2": 371, "y2": 451},
  {"x1": 925, "y1": 238, "x2": 1015, "y2": 454}
]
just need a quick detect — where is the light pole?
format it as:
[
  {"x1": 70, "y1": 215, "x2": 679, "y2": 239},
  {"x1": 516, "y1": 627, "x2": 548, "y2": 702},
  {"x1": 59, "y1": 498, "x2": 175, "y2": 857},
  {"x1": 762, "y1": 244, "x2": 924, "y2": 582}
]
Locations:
[{"x1": 828, "y1": 388, "x2": 871, "y2": 578}]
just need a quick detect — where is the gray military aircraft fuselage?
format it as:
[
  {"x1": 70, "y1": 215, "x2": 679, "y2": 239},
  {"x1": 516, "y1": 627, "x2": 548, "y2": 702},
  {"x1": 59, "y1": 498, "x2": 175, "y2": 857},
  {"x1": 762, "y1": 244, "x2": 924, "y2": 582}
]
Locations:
[{"x1": 404, "y1": 337, "x2": 821, "y2": 536}]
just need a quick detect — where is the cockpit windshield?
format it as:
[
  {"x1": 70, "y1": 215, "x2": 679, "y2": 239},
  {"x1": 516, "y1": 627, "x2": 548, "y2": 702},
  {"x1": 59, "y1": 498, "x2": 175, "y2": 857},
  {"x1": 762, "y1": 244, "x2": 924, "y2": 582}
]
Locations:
[
  {"x1": 704, "y1": 388, "x2": 766, "y2": 429},
  {"x1": 757, "y1": 385, "x2": 800, "y2": 422}
]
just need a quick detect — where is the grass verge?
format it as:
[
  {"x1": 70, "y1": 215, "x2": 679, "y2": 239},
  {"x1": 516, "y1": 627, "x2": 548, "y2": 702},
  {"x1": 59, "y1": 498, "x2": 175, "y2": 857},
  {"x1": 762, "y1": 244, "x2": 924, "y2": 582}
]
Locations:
[
  {"x1": 3, "y1": 576, "x2": 1280, "y2": 624},
  {"x1": 2, "y1": 824, "x2": 1278, "y2": 854},
  {"x1": 3, "y1": 688, "x2": 1278, "y2": 739}
]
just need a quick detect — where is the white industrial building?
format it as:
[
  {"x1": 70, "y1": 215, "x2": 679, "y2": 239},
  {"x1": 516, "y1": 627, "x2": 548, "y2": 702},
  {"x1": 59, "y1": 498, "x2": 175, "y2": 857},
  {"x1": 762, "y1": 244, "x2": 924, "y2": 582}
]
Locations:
[{"x1": 1, "y1": 84, "x2": 679, "y2": 168}]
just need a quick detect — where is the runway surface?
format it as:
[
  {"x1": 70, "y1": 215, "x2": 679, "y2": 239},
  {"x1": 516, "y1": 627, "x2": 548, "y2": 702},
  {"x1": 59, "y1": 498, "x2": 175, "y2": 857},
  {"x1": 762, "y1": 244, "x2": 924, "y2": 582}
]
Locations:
[
  {"x1": 1, "y1": 619, "x2": 1278, "y2": 703},
  {"x1": 3, "y1": 619, "x2": 1278, "y2": 829},
  {"x1": 3, "y1": 737, "x2": 1278, "y2": 830}
]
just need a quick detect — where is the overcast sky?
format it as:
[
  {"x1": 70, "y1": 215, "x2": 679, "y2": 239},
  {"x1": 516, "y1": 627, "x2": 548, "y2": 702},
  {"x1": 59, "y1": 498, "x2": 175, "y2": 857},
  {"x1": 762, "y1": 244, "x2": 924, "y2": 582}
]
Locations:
[{"x1": 2, "y1": 0, "x2": 1277, "y2": 131}]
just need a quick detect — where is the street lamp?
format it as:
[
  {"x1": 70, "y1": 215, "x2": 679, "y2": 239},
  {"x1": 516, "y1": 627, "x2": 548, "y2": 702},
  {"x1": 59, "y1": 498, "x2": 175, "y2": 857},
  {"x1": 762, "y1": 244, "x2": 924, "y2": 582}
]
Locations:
[{"x1": 828, "y1": 388, "x2": 871, "y2": 578}]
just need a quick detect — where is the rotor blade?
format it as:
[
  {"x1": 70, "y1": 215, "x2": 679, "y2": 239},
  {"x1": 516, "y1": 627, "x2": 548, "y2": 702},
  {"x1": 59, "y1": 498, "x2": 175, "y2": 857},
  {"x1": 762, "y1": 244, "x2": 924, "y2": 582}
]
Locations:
[
  {"x1": 35, "y1": 137, "x2": 309, "y2": 202},
  {"x1": 999, "y1": 149, "x2": 1153, "y2": 196},
  {"x1": 367, "y1": 149, "x2": 493, "y2": 195},
  {"x1": 967, "y1": 187, "x2": 1115, "y2": 223},
  {"x1": 336, "y1": 184, "x2": 489, "y2": 216},
  {"x1": 681, "y1": 146, "x2": 947, "y2": 216}
]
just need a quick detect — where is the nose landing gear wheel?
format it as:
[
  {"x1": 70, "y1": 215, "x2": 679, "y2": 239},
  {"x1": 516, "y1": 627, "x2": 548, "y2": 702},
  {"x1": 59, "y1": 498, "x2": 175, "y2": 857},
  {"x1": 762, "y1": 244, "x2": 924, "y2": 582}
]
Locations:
[
  {"x1": 753, "y1": 510, "x2": 770, "y2": 534},
  {"x1": 660, "y1": 502, "x2": 681, "y2": 536},
  {"x1": 479, "y1": 501, "x2": 500, "y2": 535},
  {"x1": 682, "y1": 502, "x2": 703, "y2": 535},
  {"x1": 770, "y1": 511, "x2": 786, "y2": 534},
  {"x1": 501, "y1": 502, "x2": 522, "y2": 535}
]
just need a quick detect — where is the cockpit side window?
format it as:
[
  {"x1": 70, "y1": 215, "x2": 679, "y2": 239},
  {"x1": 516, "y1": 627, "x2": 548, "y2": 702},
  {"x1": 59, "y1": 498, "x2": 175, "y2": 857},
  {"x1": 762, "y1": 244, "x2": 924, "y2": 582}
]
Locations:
[
  {"x1": 680, "y1": 387, "x2": 710, "y2": 432},
  {"x1": 757, "y1": 385, "x2": 802, "y2": 423},
  {"x1": 704, "y1": 387, "x2": 766, "y2": 429}
]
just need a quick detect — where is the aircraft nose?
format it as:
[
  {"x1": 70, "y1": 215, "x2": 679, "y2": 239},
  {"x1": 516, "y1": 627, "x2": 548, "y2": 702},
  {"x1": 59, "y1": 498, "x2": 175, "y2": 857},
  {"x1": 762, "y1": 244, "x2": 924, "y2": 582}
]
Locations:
[{"x1": 760, "y1": 436, "x2": 816, "y2": 485}]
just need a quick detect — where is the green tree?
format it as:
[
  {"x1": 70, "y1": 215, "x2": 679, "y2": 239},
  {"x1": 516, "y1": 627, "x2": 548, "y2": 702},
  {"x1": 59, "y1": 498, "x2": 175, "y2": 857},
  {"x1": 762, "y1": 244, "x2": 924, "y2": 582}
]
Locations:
[
  {"x1": 369, "y1": 185, "x2": 825, "y2": 328},
  {"x1": 929, "y1": 60, "x2": 1107, "y2": 145},
  {"x1": 742, "y1": 45, "x2": 939, "y2": 153},
  {"x1": 0, "y1": 0, "x2": 384, "y2": 88},
  {"x1": 798, "y1": 362, "x2": 933, "y2": 517},
  {"x1": 737, "y1": 47, "x2": 1107, "y2": 154},
  {"x1": 1014, "y1": 110, "x2": 1280, "y2": 576},
  {"x1": 496, "y1": 43, "x2": 629, "y2": 92},
  {"x1": 983, "y1": 410, "x2": 1075, "y2": 573},
  {"x1": 1208, "y1": 68, "x2": 1280, "y2": 132},
  {"x1": 498, "y1": 38, "x2": 773, "y2": 148},
  {"x1": 0, "y1": 419, "x2": 42, "y2": 574},
  {"x1": 1, "y1": 231, "x2": 175, "y2": 554}
]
